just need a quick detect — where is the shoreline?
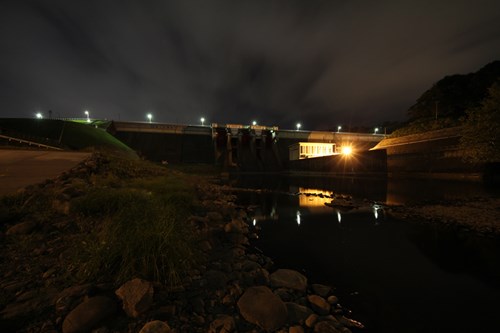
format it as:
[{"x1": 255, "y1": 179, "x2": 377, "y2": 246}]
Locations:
[{"x1": 0, "y1": 154, "x2": 365, "y2": 333}]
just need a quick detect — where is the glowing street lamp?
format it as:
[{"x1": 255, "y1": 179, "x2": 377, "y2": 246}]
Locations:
[
  {"x1": 252, "y1": 120, "x2": 257, "y2": 126},
  {"x1": 147, "y1": 113, "x2": 152, "y2": 123},
  {"x1": 341, "y1": 146, "x2": 352, "y2": 155},
  {"x1": 296, "y1": 123, "x2": 301, "y2": 131},
  {"x1": 337, "y1": 125, "x2": 342, "y2": 133},
  {"x1": 200, "y1": 117, "x2": 205, "y2": 126},
  {"x1": 374, "y1": 127, "x2": 379, "y2": 134},
  {"x1": 35, "y1": 112, "x2": 43, "y2": 119},
  {"x1": 84, "y1": 110, "x2": 90, "y2": 123}
]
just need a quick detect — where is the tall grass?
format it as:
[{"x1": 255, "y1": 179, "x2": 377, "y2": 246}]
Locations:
[{"x1": 71, "y1": 172, "x2": 199, "y2": 286}]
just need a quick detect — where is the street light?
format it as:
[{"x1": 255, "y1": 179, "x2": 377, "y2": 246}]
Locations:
[
  {"x1": 35, "y1": 112, "x2": 43, "y2": 119},
  {"x1": 84, "y1": 110, "x2": 90, "y2": 123},
  {"x1": 337, "y1": 126, "x2": 342, "y2": 133},
  {"x1": 200, "y1": 117, "x2": 205, "y2": 126},
  {"x1": 296, "y1": 123, "x2": 301, "y2": 131},
  {"x1": 374, "y1": 127, "x2": 379, "y2": 134},
  {"x1": 147, "y1": 113, "x2": 152, "y2": 123},
  {"x1": 252, "y1": 120, "x2": 257, "y2": 126}
]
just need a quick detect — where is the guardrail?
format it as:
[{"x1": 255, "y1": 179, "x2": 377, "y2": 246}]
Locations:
[{"x1": 0, "y1": 134, "x2": 63, "y2": 150}]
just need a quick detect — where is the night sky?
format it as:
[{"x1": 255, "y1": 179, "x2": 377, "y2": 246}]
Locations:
[{"x1": 1, "y1": 0, "x2": 500, "y2": 130}]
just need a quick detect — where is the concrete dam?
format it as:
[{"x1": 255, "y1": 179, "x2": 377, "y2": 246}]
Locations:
[{"x1": 108, "y1": 121, "x2": 385, "y2": 172}]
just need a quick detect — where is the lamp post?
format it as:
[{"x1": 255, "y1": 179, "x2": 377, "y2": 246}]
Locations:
[
  {"x1": 337, "y1": 125, "x2": 342, "y2": 133},
  {"x1": 147, "y1": 113, "x2": 152, "y2": 123},
  {"x1": 35, "y1": 112, "x2": 43, "y2": 119},
  {"x1": 252, "y1": 120, "x2": 257, "y2": 126},
  {"x1": 84, "y1": 110, "x2": 90, "y2": 123},
  {"x1": 200, "y1": 117, "x2": 205, "y2": 126},
  {"x1": 374, "y1": 127, "x2": 379, "y2": 134},
  {"x1": 296, "y1": 123, "x2": 301, "y2": 131}
]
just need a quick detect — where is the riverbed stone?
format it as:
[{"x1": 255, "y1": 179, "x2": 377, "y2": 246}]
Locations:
[
  {"x1": 138, "y1": 320, "x2": 171, "y2": 333},
  {"x1": 115, "y1": 278, "x2": 154, "y2": 318},
  {"x1": 311, "y1": 284, "x2": 331, "y2": 298},
  {"x1": 327, "y1": 295, "x2": 339, "y2": 305},
  {"x1": 313, "y1": 320, "x2": 341, "y2": 333},
  {"x1": 289, "y1": 325, "x2": 305, "y2": 333},
  {"x1": 305, "y1": 314, "x2": 319, "y2": 328},
  {"x1": 237, "y1": 286, "x2": 287, "y2": 331},
  {"x1": 6, "y1": 221, "x2": 37, "y2": 235},
  {"x1": 209, "y1": 314, "x2": 236, "y2": 333},
  {"x1": 270, "y1": 269, "x2": 307, "y2": 292},
  {"x1": 286, "y1": 302, "x2": 314, "y2": 324},
  {"x1": 62, "y1": 296, "x2": 116, "y2": 333},
  {"x1": 308, "y1": 295, "x2": 330, "y2": 315}
]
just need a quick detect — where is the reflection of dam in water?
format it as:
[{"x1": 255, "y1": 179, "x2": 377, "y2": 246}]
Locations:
[{"x1": 239, "y1": 177, "x2": 500, "y2": 333}]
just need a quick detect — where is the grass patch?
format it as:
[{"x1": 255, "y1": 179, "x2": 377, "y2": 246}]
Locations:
[
  {"x1": 69, "y1": 158, "x2": 200, "y2": 286},
  {"x1": 0, "y1": 118, "x2": 134, "y2": 154}
]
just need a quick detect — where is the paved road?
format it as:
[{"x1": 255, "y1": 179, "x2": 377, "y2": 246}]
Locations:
[{"x1": 0, "y1": 150, "x2": 91, "y2": 196}]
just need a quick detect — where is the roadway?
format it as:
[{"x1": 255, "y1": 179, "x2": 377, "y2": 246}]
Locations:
[{"x1": 0, "y1": 149, "x2": 91, "y2": 196}]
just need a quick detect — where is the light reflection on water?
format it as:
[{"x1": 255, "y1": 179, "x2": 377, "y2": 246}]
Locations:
[{"x1": 234, "y1": 176, "x2": 500, "y2": 333}]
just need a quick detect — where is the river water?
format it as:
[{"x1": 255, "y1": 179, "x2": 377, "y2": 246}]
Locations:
[{"x1": 232, "y1": 175, "x2": 500, "y2": 333}]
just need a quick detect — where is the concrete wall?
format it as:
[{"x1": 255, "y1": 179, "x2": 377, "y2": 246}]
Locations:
[
  {"x1": 372, "y1": 127, "x2": 483, "y2": 179},
  {"x1": 114, "y1": 131, "x2": 214, "y2": 163},
  {"x1": 289, "y1": 150, "x2": 387, "y2": 175}
]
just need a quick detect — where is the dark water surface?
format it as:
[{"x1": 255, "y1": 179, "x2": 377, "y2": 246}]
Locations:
[{"x1": 232, "y1": 175, "x2": 500, "y2": 333}]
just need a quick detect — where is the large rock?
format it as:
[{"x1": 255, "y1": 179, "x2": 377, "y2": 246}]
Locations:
[
  {"x1": 270, "y1": 269, "x2": 307, "y2": 292},
  {"x1": 62, "y1": 296, "x2": 116, "y2": 333},
  {"x1": 286, "y1": 302, "x2": 314, "y2": 324},
  {"x1": 139, "y1": 320, "x2": 171, "y2": 333},
  {"x1": 307, "y1": 295, "x2": 330, "y2": 315},
  {"x1": 209, "y1": 314, "x2": 236, "y2": 333},
  {"x1": 115, "y1": 278, "x2": 154, "y2": 318},
  {"x1": 237, "y1": 286, "x2": 287, "y2": 331},
  {"x1": 313, "y1": 320, "x2": 341, "y2": 333},
  {"x1": 311, "y1": 284, "x2": 331, "y2": 298},
  {"x1": 6, "y1": 221, "x2": 37, "y2": 235}
]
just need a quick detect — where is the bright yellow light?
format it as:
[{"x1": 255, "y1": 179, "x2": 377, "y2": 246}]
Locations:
[{"x1": 341, "y1": 146, "x2": 352, "y2": 155}]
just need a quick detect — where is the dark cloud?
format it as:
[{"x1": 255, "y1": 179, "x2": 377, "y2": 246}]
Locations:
[{"x1": 1, "y1": 0, "x2": 500, "y2": 129}]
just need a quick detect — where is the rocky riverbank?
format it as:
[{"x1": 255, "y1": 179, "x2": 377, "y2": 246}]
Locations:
[
  {"x1": 387, "y1": 196, "x2": 500, "y2": 237},
  {"x1": 0, "y1": 153, "x2": 364, "y2": 333}
]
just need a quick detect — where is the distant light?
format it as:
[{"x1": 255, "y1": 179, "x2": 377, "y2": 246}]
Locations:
[
  {"x1": 374, "y1": 127, "x2": 379, "y2": 134},
  {"x1": 341, "y1": 146, "x2": 352, "y2": 155},
  {"x1": 296, "y1": 123, "x2": 301, "y2": 131},
  {"x1": 253, "y1": 218, "x2": 256, "y2": 226},
  {"x1": 296, "y1": 211, "x2": 301, "y2": 225},
  {"x1": 147, "y1": 113, "x2": 152, "y2": 123},
  {"x1": 252, "y1": 120, "x2": 257, "y2": 126},
  {"x1": 84, "y1": 110, "x2": 90, "y2": 122},
  {"x1": 337, "y1": 210, "x2": 342, "y2": 223},
  {"x1": 35, "y1": 112, "x2": 43, "y2": 119},
  {"x1": 200, "y1": 117, "x2": 205, "y2": 126},
  {"x1": 337, "y1": 126, "x2": 342, "y2": 133}
]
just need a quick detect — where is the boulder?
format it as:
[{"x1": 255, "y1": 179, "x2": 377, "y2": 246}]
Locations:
[
  {"x1": 139, "y1": 320, "x2": 171, "y2": 333},
  {"x1": 237, "y1": 286, "x2": 287, "y2": 331},
  {"x1": 289, "y1": 325, "x2": 305, "y2": 333},
  {"x1": 6, "y1": 221, "x2": 37, "y2": 235},
  {"x1": 270, "y1": 269, "x2": 307, "y2": 292},
  {"x1": 307, "y1": 295, "x2": 330, "y2": 315},
  {"x1": 313, "y1": 320, "x2": 341, "y2": 333},
  {"x1": 115, "y1": 278, "x2": 154, "y2": 318},
  {"x1": 209, "y1": 314, "x2": 236, "y2": 333},
  {"x1": 286, "y1": 302, "x2": 314, "y2": 324},
  {"x1": 62, "y1": 296, "x2": 116, "y2": 333},
  {"x1": 311, "y1": 284, "x2": 331, "y2": 298}
]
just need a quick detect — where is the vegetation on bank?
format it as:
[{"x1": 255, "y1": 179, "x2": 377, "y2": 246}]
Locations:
[
  {"x1": 0, "y1": 118, "x2": 134, "y2": 153},
  {"x1": 0, "y1": 153, "x2": 203, "y2": 287},
  {"x1": 390, "y1": 60, "x2": 500, "y2": 163}
]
